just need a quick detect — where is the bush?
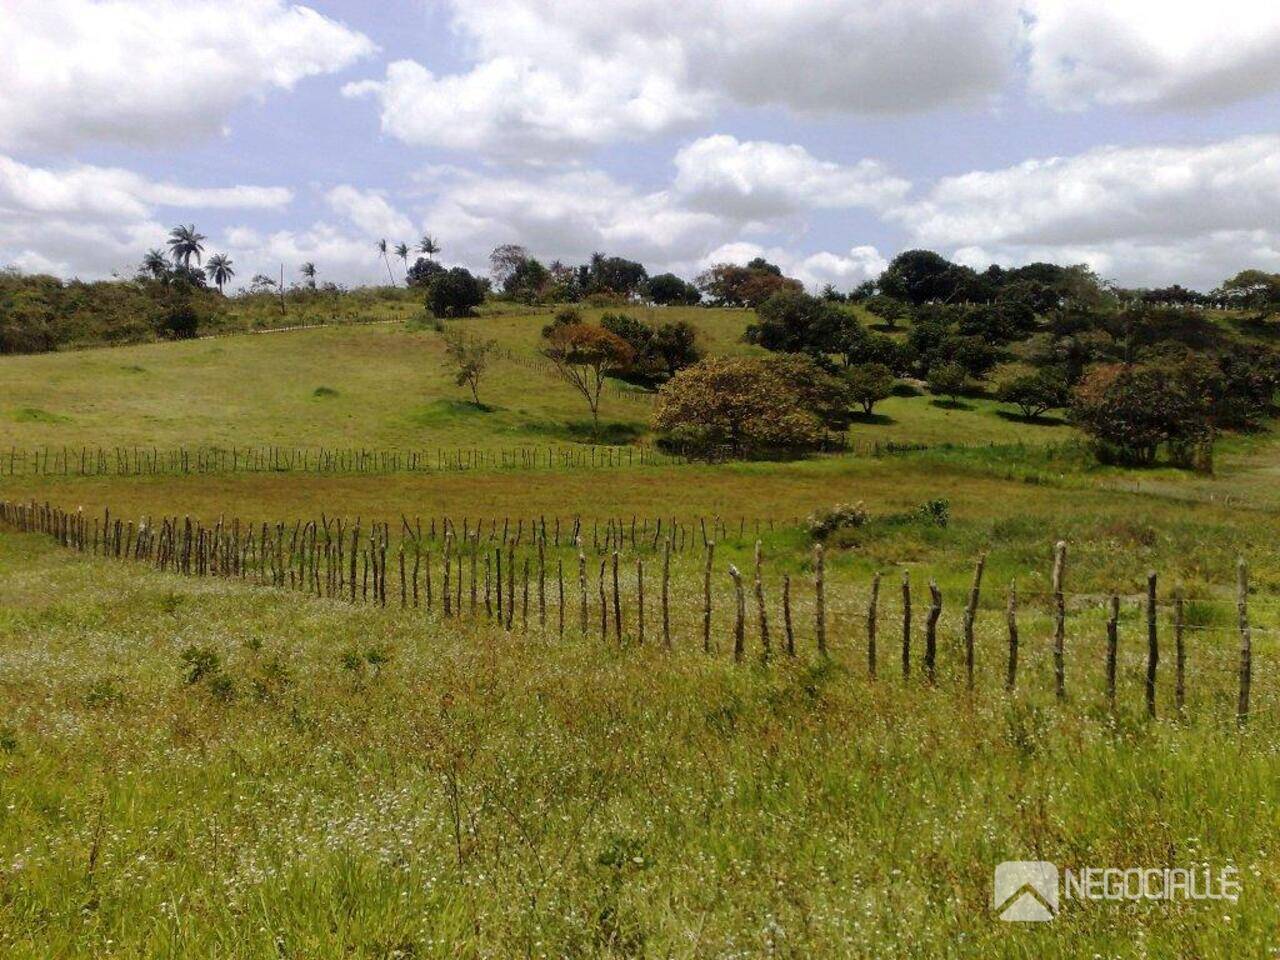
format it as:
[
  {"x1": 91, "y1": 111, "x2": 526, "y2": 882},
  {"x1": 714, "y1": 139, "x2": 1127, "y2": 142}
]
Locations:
[
  {"x1": 927, "y1": 362, "x2": 967, "y2": 404},
  {"x1": 807, "y1": 502, "x2": 869, "y2": 539},
  {"x1": 644, "y1": 273, "x2": 701, "y2": 305},
  {"x1": 426, "y1": 268, "x2": 487, "y2": 318},
  {"x1": 652, "y1": 356, "x2": 835, "y2": 459},
  {"x1": 844, "y1": 363, "x2": 895, "y2": 414},
  {"x1": 159, "y1": 303, "x2": 200, "y2": 339},
  {"x1": 997, "y1": 369, "x2": 1069, "y2": 418},
  {"x1": 1071, "y1": 361, "x2": 1213, "y2": 465}
]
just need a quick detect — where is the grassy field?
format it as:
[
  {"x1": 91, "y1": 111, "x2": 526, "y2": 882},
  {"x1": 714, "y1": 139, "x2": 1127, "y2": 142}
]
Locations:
[
  {"x1": 3, "y1": 307, "x2": 1280, "y2": 955},
  {"x1": 1, "y1": 534, "x2": 1279, "y2": 957},
  {"x1": 0, "y1": 307, "x2": 1067, "y2": 452}
]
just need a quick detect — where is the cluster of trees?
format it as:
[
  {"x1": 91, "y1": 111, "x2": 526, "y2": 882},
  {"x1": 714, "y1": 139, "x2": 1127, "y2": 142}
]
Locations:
[
  {"x1": 650, "y1": 249, "x2": 1280, "y2": 464},
  {"x1": 489, "y1": 247, "x2": 676, "y2": 305}
]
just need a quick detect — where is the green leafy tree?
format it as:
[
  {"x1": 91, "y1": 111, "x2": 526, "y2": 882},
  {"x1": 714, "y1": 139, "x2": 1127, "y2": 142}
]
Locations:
[
  {"x1": 541, "y1": 322, "x2": 634, "y2": 436},
  {"x1": 651, "y1": 356, "x2": 831, "y2": 458},
  {"x1": 166, "y1": 224, "x2": 206, "y2": 269},
  {"x1": 844, "y1": 363, "x2": 895, "y2": 415},
  {"x1": 927, "y1": 362, "x2": 967, "y2": 405},
  {"x1": 205, "y1": 253, "x2": 234, "y2": 294},
  {"x1": 377, "y1": 239, "x2": 396, "y2": 286},
  {"x1": 426, "y1": 267, "x2": 487, "y2": 318},
  {"x1": 140, "y1": 249, "x2": 170, "y2": 281},
  {"x1": 440, "y1": 326, "x2": 498, "y2": 405},
  {"x1": 644, "y1": 272, "x2": 701, "y2": 305},
  {"x1": 1071, "y1": 361, "x2": 1213, "y2": 465},
  {"x1": 997, "y1": 369, "x2": 1069, "y2": 418}
]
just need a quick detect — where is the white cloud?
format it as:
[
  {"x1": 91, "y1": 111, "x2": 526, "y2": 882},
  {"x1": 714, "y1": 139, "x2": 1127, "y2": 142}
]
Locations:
[
  {"x1": 672, "y1": 135, "x2": 909, "y2": 219},
  {"x1": 325, "y1": 186, "x2": 414, "y2": 240},
  {"x1": 1025, "y1": 0, "x2": 1280, "y2": 110},
  {"x1": 347, "y1": 0, "x2": 1022, "y2": 160},
  {"x1": 422, "y1": 167, "x2": 731, "y2": 274},
  {"x1": 0, "y1": 154, "x2": 292, "y2": 279},
  {"x1": 0, "y1": 0, "x2": 375, "y2": 151},
  {"x1": 894, "y1": 134, "x2": 1280, "y2": 287},
  {"x1": 221, "y1": 223, "x2": 392, "y2": 287},
  {"x1": 0, "y1": 156, "x2": 291, "y2": 221}
]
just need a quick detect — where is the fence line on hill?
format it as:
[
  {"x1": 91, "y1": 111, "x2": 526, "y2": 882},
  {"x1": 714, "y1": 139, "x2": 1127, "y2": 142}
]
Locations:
[
  {"x1": 0, "y1": 443, "x2": 693, "y2": 477},
  {"x1": 1, "y1": 497, "x2": 1262, "y2": 729},
  {"x1": 0, "y1": 438, "x2": 1050, "y2": 479}
]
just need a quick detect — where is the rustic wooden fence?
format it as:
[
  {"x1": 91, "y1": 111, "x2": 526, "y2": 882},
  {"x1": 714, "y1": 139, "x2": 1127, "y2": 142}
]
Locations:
[
  {"x1": 0, "y1": 443, "x2": 689, "y2": 477},
  {"x1": 3, "y1": 498, "x2": 1268, "y2": 727}
]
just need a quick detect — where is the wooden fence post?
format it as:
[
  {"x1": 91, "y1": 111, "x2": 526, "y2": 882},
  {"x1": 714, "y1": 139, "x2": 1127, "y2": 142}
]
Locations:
[
  {"x1": 1052, "y1": 541, "x2": 1067, "y2": 701},
  {"x1": 814, "y1": 543, "x2": 826, "y2": 658},
  {"x1": 702, "y1": 541, "x2": 715, "y2": 653},
  {"x1": 867, "y1": 573, "x2": 881, "y2": 679},
  {"x1": 901, "y1": 571, "x2": 911, "y2": 680},
  {"x1": 1145, "y1": 571, "x2": 1158, "y2": 719},
  {"x1": 963, "y1": 555, "x2": 986, "y2": 690},
  {"x1": 611, "y1": 551, "x2": 622, "y2": 644},
  {"x1": 662, "y1": 539, "x2": 672, "y2": 649},
  {"x1": 782, "y1": 574, "x2": 794, "y2": 657},
  {"x1": 1006, "y1": 581, "x2": 1018, "y2": 692},
  {"x1": 1237, "y1": 557, "x2": 1251, "y2": 726},
  {"x1": 579, "y1": 551, "x2": 588, "y2": 637},
  {"x1": 924, "y1": 580, "x2": 942, "y2": 685},
  {"x1": 1174, "y1": 591, "x2": 1185, "y2": 718},
  {"x1": 636, "y1": 558, "x2": 645, "y2": 644},
  {"x1": 728, "y1": 564, "x2": 746, "y2": 662},
  {"x1": 557, "y1": 558, "x2": 565, "y2": 639},
  {"x1": 753, "y1": 541, "x2": 770, "y2": 663},
  {"x1": 1106, "y1": 596, "x2": 1119, "y2": 710}
]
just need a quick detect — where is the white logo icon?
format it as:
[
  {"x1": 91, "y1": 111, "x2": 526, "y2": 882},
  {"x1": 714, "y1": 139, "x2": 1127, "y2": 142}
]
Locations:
[{"x1": 994, "y1": 861, "x2": 1059, "y2": 922}]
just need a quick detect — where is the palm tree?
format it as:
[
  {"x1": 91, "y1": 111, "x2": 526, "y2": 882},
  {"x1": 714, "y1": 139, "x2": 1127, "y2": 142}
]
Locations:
[
  {"x1": 377, "y1": 239, "x2": 396, "y2": 286},
  {"x1": 394, "y1": 242, "x2": 410, "y2": 280},
  {"x1": 167, "y1": 224, "x2": 206, "y2": 268},
  {"x1": 140, "y1": 249, "x2": 169, "y2": 280},
  {"x1": 206, "y1": 253, "x2": 235, "y2": 293},
  {"x1": 418, "y1": 235, "x2": 440, "y2": 259},
  {"x1": 300, "y1": 261, "x2": 317, "y2": 288}
]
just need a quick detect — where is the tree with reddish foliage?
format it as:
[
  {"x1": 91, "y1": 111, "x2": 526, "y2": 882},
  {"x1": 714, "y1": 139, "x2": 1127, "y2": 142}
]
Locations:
[{"x1": 541, "y1": 322, "x2": 634, "y2": 438}]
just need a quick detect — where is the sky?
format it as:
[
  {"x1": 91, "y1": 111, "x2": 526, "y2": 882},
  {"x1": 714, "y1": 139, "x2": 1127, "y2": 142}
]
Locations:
[{"x1": 3, "y1": 0, "x2": 1280, "y2": 293}]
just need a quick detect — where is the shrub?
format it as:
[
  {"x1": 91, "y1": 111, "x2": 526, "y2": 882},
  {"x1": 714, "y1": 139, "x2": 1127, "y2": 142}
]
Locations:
[
  {"x1": 179, "y1": 645, "x2": 221, "y2": 685},
  {"x1": 159, "y1": 303, "x2": 200, "y2": 339},
  {"x1": 927, "y1": 362, "x2": 967, "y2": 404},
  {"x1": 844, "y1": 363, "x2": 895, "y2": 414},
  {"x1": 997, "y1": 369, "x2": 1069, "y2": 418},
  {"x1": 426, "y1": 268, "x2": 487, "y2": 318},
  {"x1": 644, "y1": 273, "x2": 701, "y2": 305},
  {"x1": 652, "y1": 356, "x2": 834, "y2": 459},
  {"x1": 807, "y1": 502, "x2": 870, "y2": 539},
  {"x1": 915, "y1": 498, "x2": 950, "y2": 527},
  {"x1": 1071, "y1": 361, "x2": 1213, "y2": 465}
]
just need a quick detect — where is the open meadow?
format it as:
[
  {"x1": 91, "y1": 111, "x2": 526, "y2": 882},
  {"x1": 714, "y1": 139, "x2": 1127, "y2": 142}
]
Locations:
[{"x1": 3, "y1": 306, "x2": 1280, "y2": 957}]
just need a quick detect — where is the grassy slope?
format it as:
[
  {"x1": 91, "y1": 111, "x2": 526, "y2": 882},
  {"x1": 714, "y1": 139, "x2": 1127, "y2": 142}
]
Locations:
[
  {"x1": 0, "y1": 308, "x2": 1067, "y2": 451},
  {"x1": 1, "y1": 535, "x2": 1278, "y2": 957}
]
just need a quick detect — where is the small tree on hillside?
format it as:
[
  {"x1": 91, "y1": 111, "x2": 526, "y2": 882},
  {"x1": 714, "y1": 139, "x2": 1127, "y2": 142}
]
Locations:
[
  {"x1": 845, "y1": 363, "x2": 895, "y2": 415},
  {"x1": 651, "y1": 356, "x2": 828, "y2": 458},
  {"x1": 440, "y1": 326, "x2": 498, "y2": 405},
  {"x1": 1071, "y1": 361, "x2": 1213, "y2": 465},
  {"x1": 427, "y1": 268, "x2": 487, "y2": 318},
  {"x1": 927, "y1": 362, "x2": 967, "y2": 405},
  {"x1": 997, "y1": 369, "x2": 1069, "y2": 419},
  {"x1": 541, "y1": 322, "x2": 634, "y2": 437}
]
